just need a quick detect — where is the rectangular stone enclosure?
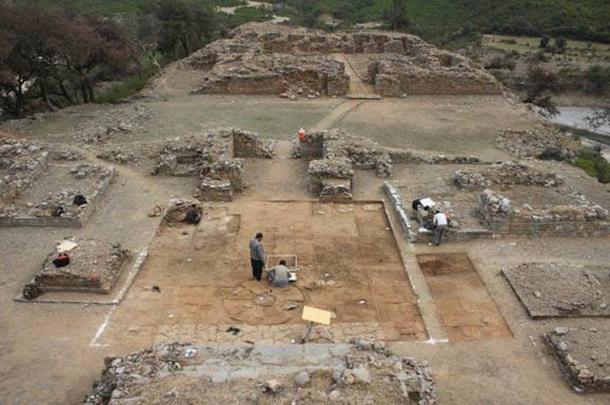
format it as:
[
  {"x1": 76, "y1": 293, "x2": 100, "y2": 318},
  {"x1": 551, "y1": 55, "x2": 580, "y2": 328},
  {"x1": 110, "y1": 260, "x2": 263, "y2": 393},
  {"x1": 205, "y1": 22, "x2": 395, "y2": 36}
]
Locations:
[
  {"x1": 99, "y1": 201, "x2": 427, "y2": 347},
  {"x1": 503, "y1": 263, "x2": 610, "y2": 318}
]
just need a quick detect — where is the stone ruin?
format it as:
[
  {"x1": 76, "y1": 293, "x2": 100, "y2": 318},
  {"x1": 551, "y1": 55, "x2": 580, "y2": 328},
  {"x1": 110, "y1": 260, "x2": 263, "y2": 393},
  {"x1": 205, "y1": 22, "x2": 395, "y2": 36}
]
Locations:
[
  {"x1": 495, "y1": 125, "x2": 580, "y2": 160},
  {"x1": 23, "y1": 239, "x2": 130, "y2": 300},
  {"x1": 185, "y1": 22, "x2": 501, "y2": 98},
  {"x1": 453, "y1": 161, "x2": 564, "y2": 189},
  {"x1": 294, "y1": 129, "x2": 391, "y2": 201},
  {"x1": 0, "y1": 139, "x2": 114, "y2": 227},
  {"x1": 84, "y1": 341, "x2": 437, "y2": 405},
  {"x1": 545, "y1": 327, "x2": 610, "y2": 393},
  {"x1": 153, "y1": 128, "x2": 274, "y2": 201},
  {"x1": 0, "y1": 138, "x2": 49, "y2": 203},
  {"x1": 502, "y1": 263, "x2": 610, "y2": 318},
  {"x1": 478, "y1": 189, "x2": 609, "y2": 237}
]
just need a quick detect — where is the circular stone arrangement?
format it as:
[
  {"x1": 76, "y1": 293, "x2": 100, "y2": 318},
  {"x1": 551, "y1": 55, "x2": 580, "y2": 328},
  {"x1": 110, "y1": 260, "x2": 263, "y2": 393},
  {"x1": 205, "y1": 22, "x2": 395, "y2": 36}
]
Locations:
[{"x1": 222, "y1": 280, "x2": 306, "y2": 325}]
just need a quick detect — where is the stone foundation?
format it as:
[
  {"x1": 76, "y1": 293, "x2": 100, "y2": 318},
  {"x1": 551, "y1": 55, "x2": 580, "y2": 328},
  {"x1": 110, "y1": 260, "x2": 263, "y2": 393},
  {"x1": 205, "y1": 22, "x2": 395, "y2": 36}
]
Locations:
[
  {"x1": 154, "y1": 128, "x2": 273, "y2": 201},
  {"x1": 0, "y1": 164, "x2": 115, "y2": 228},
  {"x1": 454, "y1": 161, "x2": 564, "y2": 189},
  {"x1": 23, "y1": 240, "x2": 130, "y2": 299},
  {"x1": 478, "y1": 189, "x2": 610, "y2": 237},
  {"x1": 195, "y1": 179, "x2": 234, "y2": 202},
  {"x1": 546, "y1": 327, "x2": 610, "y2": 393},
  {"x1": 185, "y1": 22, "x2": 500, "y2": 98}
]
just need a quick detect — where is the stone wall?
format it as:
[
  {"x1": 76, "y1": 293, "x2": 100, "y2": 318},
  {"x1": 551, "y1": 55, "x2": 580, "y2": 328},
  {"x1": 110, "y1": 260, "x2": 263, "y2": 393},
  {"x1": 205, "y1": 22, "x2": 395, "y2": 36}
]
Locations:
[
  {"x1": 232, "y1": 129, "x2": 274, "y2": 159},
  {"x1": 454, "y1": 161, "x2": 564, "y2": 189},
  {"x1": 185, "y1": 22, "x2": 501, "y2": 98},
  {"x1": 308, "y1": 157, "x2": 354, "y2": 195},
  {"x1": 154, "y1": 128, "x2": 274, "y2": 201},
  {"x1": 478, "y1": 189, "x2": 610, "y2": 237}
]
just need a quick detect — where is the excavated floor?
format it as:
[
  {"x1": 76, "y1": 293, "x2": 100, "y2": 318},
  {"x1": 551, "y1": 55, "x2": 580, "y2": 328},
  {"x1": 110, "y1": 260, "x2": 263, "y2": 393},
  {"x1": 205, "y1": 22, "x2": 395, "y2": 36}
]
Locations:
[
  {"x1": 417, "y1": 252, "x2": 512, "y2": 341},
  {"x1": 97, "y1": 201, "x2": 426, "y2": 349}
]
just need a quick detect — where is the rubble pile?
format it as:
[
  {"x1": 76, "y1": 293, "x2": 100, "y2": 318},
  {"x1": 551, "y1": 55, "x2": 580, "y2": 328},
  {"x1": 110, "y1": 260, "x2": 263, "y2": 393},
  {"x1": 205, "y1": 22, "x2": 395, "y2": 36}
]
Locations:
[
  {"x1": 154, "y1": 128, "x2": 272, "y2": 201},
  {"x1": 495, "y1": 126, "x2": 580, "y2": 159},
  {"x1": 84, "y1": 341, "x2": 437, "y2": 404},
  {"x1": 546, "y1": 327, "x2": 610, "y2": 393},
  {"x1": 50, "y1": 146, "x2": 83, "y2": 161},
  {"x1": 184, "y1": 22, "x2": 500, "y2": 97},
  {"x1": 0, "y1": 139, "x2": 50, "y2": 203},
  {"x1": 454, "y1": 161, "x2": 564, "y2": 189},
  {"x1": 23, "y1": 239, "x2": 130, "y2": 300},
  {"x1": 71, "y1": 103, "x2": 153, "y2": 144}
]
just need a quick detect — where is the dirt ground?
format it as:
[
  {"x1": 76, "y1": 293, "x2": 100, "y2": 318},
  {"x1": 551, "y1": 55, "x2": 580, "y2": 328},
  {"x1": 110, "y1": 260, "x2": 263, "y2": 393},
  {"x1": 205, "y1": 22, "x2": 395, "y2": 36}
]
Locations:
[{"x1": 1, "y1": 65, "x2": 610, "y2": 404}]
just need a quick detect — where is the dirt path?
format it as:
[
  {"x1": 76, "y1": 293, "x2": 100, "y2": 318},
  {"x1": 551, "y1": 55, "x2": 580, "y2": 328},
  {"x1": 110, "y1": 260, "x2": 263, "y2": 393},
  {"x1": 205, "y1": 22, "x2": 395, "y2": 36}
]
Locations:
[
  {"x1": 310, "y1": 100, "x2": 366, "y2": 131},
  {"x1": 334, "y1": 54, "x2": 378, "y2": 98}
]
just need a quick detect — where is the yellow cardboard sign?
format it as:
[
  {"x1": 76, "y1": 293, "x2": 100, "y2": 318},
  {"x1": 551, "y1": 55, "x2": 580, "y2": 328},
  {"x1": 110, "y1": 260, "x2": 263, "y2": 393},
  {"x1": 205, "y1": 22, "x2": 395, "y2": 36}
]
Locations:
[{"x1": 302, "y1": 306, "x2": 332, "y2": 325}]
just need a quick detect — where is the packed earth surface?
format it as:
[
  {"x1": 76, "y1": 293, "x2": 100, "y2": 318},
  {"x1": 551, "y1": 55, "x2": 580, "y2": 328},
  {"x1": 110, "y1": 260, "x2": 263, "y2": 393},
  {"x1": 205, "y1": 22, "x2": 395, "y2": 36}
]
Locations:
[{"x1": 0, "y1": 23, "x2": 609, "y2": 405}]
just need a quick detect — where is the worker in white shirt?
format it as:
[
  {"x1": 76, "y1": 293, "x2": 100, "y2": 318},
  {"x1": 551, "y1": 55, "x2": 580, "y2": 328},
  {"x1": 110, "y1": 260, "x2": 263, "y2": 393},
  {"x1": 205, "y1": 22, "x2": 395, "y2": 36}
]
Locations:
[{"x1": 432, "y1": 210, "x2": 448, "y2": 246}]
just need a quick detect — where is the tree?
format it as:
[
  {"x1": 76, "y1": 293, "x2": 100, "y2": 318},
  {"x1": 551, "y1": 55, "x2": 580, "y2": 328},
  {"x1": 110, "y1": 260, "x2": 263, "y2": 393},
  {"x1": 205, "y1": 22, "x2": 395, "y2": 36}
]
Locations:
[
  {"x1": 153, "y1": 0, "x2": 217, "y2": 58},
  {"x1": 292, "y1": 0, "x2": 321, "y2": 29},
  {"x1": 383, "y1": 0, "x2": 410, "y2": 31},
  {"x1": 554, "y1": 36, "x2": 567, "y2": 53},
  {"x1": 523, "y1": 65, "x2": 560, "y2": 115},
  {"x1": 586, "y1": 108, "x2": 610, "y2": 131},
  {"x1": 0, "y1": 5, "x2": 140, "y2": 115},
  {"x1": 584, "y1": 65, "x2": 610, "y2": 95}
]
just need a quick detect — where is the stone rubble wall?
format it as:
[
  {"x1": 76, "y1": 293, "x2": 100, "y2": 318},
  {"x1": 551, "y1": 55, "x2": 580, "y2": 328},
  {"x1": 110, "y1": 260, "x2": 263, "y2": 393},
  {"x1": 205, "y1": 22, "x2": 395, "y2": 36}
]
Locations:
[
  {"x1": 185, "y1": 22, "x2": 500, "y2": 98},
  {"x1": 545, "y1": 328, "x2": 610, "y2": 393},
  {"x1": 154, "y1": 128, "x2": 274, "y2": 201},
  {"x1": 478, "y1": 189, "x2": 610, "y2": 237},
  {"x1": 232, "y1": 129, "x2": 275, "y2": 159},
  {"x1": 454, "y1": 161, "x2": 564, "y2": 189},
  {"x1": 371, "y1": 54, "x2": 502, "y2": 96},
  {"x1": 319, "y1": 178, "x2": 353, "y2": 202}
]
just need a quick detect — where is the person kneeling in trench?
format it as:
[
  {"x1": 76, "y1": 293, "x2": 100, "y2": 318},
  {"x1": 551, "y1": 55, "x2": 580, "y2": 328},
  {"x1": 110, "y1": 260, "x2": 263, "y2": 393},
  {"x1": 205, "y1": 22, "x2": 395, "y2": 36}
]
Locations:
[{"x1": 268, "y1": 260, "x2": 289, "y2": 288}]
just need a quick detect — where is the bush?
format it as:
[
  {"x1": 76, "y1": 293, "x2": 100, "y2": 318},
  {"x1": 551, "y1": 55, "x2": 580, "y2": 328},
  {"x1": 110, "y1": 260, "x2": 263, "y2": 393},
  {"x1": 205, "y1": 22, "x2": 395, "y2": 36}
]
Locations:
[
  {"x1": 97, "y1": 76, "x2": 149, "y2": 104},
  {"x1": 584, "y1": 65, "x2": 610, "y2": 95},
  {"x1": 574, "y1": 148, "x2": 610, "y2": 183}
]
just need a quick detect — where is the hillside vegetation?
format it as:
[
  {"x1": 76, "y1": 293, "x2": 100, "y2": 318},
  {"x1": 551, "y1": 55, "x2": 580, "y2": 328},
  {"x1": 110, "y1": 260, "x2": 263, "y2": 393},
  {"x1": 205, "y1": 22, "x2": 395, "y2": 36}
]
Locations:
[{"x1": 8, "y1": 1, "x2": 610, "y2": 45}]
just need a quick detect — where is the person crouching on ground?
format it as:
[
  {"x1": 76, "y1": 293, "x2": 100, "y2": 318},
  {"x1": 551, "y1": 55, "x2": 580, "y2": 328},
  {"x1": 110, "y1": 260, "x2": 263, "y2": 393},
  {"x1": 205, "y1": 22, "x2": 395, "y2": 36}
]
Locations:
[
  {"x1": 249, "y1": 232, "x2": 266, "y2": 281},
  {"x1": 432, "y1": 210, "x2": 448, "y2": 246},
  {"x1": 268, "y1": 260, "x2": 290, "y2": 288}
]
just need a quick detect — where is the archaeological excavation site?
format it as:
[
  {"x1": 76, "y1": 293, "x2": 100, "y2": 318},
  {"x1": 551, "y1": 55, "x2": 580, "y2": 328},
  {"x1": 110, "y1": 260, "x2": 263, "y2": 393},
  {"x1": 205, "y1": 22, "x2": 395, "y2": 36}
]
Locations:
[{"x1": 0, "y1": 20, "x2": 609, "y2": 405}]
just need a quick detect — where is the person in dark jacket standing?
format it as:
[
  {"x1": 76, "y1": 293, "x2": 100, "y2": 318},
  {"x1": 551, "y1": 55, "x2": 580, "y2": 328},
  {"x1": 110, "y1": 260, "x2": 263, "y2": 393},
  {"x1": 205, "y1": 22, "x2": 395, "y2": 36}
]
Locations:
[{"x1": 249, "y1": 232, "x2": 266, "y2": 281}]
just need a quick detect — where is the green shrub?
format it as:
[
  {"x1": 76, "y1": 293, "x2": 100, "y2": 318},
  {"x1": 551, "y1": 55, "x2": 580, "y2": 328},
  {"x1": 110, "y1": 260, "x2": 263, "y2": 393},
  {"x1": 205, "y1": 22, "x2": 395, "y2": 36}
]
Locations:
[
  {"x1": 97, "y1": 76, "x2": 149, "y2": 104},
  {"x1": 574, "y1": 148, "x2": 610, "y2": 183}
]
